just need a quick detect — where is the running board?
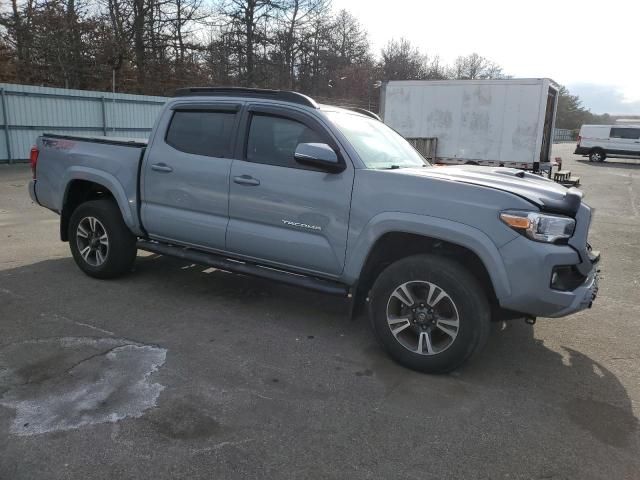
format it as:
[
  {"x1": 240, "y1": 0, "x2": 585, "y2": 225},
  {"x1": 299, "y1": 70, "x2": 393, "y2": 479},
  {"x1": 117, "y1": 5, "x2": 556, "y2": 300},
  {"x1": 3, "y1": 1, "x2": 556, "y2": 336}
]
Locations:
[{"x1": 137, "y1": 239, "x2": 350, "y2": 296}]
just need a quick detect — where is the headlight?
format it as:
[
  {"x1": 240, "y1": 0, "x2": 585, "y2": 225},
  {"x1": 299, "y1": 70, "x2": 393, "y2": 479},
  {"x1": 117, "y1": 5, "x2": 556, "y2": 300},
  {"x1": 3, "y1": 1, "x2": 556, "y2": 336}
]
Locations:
[{"x1": 500, "y1": 210, "x2": 575, "y2": 243}]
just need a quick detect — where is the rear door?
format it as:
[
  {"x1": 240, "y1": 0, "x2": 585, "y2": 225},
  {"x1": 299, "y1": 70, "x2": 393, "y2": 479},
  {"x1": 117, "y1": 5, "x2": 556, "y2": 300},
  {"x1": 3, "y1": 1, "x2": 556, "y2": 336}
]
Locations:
[
  {"x1": 141, "y1": 102, "x2": 241, "y2": 250},
  {"x1": 609, "y1": 127, "x2": 640, "y2": 155},
  {"x1": 226, "y1": 105, "x2": 354, "y2": 277}
]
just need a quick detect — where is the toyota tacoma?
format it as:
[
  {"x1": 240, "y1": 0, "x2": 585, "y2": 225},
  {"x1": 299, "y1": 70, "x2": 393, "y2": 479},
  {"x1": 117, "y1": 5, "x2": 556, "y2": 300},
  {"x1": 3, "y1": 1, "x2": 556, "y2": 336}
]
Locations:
[{"x1": 28, "y1": 87, "x2": 600, "y2": 373}]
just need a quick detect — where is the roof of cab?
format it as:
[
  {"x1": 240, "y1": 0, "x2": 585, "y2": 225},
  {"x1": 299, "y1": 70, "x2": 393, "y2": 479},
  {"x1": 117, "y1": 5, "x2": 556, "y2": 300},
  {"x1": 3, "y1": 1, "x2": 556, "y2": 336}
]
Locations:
[
  {"x1": 174, "y1": 87, "x2": 318, "y2": 108},
  {"x1": 173, "y1": 87, "x2": 381, "y2": 121}
]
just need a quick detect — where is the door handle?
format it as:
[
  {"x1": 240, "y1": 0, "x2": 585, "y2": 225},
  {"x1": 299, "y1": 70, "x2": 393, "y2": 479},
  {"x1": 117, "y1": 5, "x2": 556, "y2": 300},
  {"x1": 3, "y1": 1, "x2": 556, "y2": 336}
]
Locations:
[
  {"x1": 151, "y1": 163, "x2": 173, "y2": 173},
  {"x1": 233, "y1": 175, "x2": 260, "y2": 186}
]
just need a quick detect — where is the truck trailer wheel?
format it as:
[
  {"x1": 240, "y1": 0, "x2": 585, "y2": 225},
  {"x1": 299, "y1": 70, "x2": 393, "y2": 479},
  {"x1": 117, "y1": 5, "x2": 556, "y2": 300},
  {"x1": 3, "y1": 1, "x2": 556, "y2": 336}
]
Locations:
[
  {"x1": 68, "y1": 199, "x2": 137, "y2": 279},
  {"x1": 368, "y1": 254, "x2": 490, "y2": 373}
]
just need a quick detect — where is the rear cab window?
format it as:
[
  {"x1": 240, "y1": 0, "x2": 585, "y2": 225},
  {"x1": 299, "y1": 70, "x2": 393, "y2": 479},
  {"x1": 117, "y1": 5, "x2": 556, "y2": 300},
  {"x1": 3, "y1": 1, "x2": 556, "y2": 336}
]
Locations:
[{"x1": 166, "y1": 109, "x2": 237, "y2": 157}]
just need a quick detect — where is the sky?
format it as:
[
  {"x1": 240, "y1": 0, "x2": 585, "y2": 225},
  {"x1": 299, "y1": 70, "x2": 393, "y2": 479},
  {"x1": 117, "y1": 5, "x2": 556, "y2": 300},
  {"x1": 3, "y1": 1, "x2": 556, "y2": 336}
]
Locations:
[{"x1": 334, "y1": 0, "x2": 640, "y2": 115}]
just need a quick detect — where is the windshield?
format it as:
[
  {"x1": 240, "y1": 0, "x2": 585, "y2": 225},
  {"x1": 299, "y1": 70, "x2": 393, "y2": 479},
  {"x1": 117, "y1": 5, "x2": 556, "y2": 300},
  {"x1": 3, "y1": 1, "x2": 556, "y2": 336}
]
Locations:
[{"x1": 325, "y1": 111, "x2": 429, "y2": 169}]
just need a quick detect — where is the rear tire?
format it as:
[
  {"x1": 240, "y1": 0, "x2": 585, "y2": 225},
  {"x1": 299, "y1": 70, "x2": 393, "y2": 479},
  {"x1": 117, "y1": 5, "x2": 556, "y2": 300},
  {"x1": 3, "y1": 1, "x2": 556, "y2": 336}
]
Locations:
[
  {"x1": 589, "y1": 149, "x2": 605, "y2": 162},
  {"x1": 368, "y1": 254, "x2": 491, "y2": 373},
  {"x1": 68, "y1": 199, "x2": 137, "y2": 279}
]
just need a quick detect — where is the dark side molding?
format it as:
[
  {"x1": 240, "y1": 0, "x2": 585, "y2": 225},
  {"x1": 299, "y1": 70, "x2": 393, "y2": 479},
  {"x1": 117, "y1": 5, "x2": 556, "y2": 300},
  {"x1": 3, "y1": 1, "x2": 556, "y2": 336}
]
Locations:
[{"x1": 137, "y1": 240, "x2": 349, "y2": 296}]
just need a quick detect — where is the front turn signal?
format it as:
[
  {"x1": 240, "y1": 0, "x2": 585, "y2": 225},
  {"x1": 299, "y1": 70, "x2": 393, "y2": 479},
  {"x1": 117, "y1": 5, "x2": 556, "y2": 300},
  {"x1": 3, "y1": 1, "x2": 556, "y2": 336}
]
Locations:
[{"x1": 499, "y1": 213, "x2": 531, "y2": 229}]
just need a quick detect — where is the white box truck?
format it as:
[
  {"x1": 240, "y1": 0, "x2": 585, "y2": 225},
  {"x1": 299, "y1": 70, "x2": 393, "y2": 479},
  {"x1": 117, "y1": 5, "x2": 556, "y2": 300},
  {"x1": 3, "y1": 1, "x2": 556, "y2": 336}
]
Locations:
[{"x1": 379, "y1": 79, "x2": 559, "y2": 172}]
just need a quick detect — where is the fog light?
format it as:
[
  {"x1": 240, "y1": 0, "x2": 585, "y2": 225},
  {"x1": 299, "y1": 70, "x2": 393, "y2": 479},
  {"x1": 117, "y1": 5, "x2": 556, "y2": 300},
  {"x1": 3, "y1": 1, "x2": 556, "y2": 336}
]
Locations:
[{"x1": 551, "y1": 266, "x2": 587, "y2": 291}]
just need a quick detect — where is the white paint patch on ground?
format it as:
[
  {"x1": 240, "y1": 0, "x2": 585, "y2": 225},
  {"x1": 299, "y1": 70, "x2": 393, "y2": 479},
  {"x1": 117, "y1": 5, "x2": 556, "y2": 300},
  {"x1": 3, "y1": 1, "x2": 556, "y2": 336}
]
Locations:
[
  {"x1": 44, "y1": 313, "x2": 116, "y2": 336},
  {"x1": 0, "y1": 337, "x2": 166, "y2": 436}
]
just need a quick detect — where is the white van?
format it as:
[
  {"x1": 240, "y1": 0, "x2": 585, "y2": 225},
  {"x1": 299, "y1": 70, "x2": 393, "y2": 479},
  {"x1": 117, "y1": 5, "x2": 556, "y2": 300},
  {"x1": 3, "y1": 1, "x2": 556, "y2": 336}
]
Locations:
[{"x1": 575, "y1": 125, "x2": 640, "y2": 162}]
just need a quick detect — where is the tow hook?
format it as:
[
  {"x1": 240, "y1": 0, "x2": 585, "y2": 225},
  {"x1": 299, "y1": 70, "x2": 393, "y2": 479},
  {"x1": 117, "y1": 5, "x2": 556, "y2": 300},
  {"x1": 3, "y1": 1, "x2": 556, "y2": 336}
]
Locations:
[{"x1": 524, "y1": 316, "x2": 536, "y2": 325}]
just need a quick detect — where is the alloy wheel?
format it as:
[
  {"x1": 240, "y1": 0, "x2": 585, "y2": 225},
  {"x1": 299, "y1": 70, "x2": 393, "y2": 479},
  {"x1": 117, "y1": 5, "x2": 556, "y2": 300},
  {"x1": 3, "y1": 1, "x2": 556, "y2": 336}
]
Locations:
[
  {"x1": 76, "y1": 216, "x2": 109, "y2": 267},
  {"x1": 386, "y1": 280, "x2": 460, "y2": 355}
]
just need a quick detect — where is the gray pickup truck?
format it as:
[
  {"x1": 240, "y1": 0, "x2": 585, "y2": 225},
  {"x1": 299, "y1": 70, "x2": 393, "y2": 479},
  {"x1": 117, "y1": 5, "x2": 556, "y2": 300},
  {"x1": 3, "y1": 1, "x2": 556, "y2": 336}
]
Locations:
[{"x1": 28, "y1": 87, "x2": 599, "y2": 373}]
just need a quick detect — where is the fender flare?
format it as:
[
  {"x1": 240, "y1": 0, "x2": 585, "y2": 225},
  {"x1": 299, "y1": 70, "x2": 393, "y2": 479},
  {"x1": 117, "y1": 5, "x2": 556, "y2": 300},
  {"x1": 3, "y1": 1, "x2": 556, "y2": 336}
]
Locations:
[
  {"x1": 60, "y1": 167, "x2": 141, "y2": 235},
  {"x1": 343, "y1": 212, "x2": 512, "y2": 300}
]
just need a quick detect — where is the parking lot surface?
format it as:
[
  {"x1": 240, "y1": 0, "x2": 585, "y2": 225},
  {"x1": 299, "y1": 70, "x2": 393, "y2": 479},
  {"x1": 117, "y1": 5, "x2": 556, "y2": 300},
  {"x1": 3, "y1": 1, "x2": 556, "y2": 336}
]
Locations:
[{"x1": 1, "y1": 144, "x2": 639, "y2": 479}]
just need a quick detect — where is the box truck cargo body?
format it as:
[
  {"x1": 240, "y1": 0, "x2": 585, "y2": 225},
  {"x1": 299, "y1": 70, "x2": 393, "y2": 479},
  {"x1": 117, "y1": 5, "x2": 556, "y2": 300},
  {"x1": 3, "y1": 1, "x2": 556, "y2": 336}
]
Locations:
[{"x1": 379, "y1": 79, "x2": 559, "y2": 171}]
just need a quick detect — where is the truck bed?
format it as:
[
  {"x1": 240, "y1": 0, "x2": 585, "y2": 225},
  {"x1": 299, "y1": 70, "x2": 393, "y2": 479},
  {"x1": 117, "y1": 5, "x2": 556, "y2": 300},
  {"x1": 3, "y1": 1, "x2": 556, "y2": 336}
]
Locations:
[{"x1": 33, "y1": 133, "x2": 147, "y2": 236}]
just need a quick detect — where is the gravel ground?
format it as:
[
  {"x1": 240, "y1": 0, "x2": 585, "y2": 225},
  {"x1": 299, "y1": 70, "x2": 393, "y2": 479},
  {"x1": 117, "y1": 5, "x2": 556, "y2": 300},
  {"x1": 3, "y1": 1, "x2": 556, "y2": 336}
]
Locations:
[{"x1": 0, "y1": 143, "x2": 638, "y2": 479}]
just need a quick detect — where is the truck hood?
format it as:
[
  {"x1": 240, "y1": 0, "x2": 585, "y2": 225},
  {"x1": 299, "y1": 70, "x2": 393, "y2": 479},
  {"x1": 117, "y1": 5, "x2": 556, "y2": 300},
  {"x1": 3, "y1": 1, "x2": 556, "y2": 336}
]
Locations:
[{"x1": 397, "y1": 165, "x2": 583, "y2": 216}]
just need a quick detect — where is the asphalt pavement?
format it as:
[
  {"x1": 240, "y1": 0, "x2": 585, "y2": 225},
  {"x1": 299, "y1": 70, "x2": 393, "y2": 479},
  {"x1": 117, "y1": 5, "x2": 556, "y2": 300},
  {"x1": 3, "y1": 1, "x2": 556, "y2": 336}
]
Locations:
[{"x1": 0, "y1": 143, "x2": 638, "y2": 479}]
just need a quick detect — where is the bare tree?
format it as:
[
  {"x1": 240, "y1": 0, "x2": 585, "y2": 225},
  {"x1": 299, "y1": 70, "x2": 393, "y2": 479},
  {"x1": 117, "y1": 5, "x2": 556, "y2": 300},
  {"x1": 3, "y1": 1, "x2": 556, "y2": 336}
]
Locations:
[
  {"x1": 451, "y1": 52, "x2": 506, "y2": 80},
  {"x1": 219, "y1": 0, "x2": 283, "y2": 86},
  {"x1": 0, "y1": 0, "x2": 35, "y2": 82},
  {"x1": 380, "y1": 38, "x2": 425, "y2": 80},
  {"x1": 328, "y1": 9, "x2": 368, "y2": 67},
  {"x1": 0, "y1": 0, "x2": 513, "y2": 108},
  {"x1": 273, "y1": 0, "x2": 329, "y2": 89}
]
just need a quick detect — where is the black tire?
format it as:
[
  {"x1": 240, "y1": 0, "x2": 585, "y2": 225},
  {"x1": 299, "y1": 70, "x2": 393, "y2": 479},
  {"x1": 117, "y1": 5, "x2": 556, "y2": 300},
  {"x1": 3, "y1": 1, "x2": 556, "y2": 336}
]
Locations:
[
  {"x1": 368, "y1": 254, "x2": 491, "y2": 374},
  {"x1": 589, "y1": 149, "x2": 606, "y2": 162},
  {"x1": 68, "y1": 198, "x2": 137, "y2": 279}
]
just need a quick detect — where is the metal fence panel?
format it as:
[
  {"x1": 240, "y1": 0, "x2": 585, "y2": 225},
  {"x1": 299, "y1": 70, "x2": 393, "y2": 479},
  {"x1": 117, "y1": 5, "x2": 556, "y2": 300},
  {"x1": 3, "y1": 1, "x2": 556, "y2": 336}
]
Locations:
[
  {"x1": 553, "y1": 128, "x2": 576, "y2": 142},
  {"x1": 406, "y1": 137, "x2": 438, "y2": 161},
  {"x1": 0, "y1": 83, "x2": 167, "y2": 163}
]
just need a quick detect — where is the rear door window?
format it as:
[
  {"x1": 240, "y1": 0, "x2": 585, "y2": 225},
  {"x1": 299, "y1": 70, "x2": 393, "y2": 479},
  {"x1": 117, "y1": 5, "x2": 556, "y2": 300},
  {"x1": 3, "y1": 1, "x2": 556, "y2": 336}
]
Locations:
[{"x1": 166, "y1": 110, "x2": 237, "y2": 157}]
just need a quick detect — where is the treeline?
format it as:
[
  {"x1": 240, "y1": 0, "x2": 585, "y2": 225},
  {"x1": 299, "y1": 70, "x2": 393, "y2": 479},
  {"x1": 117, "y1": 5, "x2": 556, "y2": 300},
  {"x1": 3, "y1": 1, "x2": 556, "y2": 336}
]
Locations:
[
  {"x1": 1, "y1": 0, "x2": 607, "y2": 123},
  {"x1": 0, "y1": 0, "x2": 507, "y2": 108},
  {"x1": 555, "y1": 86, "x2": 614, "y2": 130}
]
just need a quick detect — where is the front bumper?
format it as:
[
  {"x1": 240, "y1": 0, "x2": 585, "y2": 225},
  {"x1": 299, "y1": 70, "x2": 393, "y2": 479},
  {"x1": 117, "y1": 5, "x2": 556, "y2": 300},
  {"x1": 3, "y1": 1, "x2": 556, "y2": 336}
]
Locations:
[
  {"x1": 497, "y1": 181, "x2": 600, "y2": 319},
  {"x1": 545, "y1": 264, "x2": 599, "y2": 318},
  {"x1": 498, "y1": 236, "x2": 600, "y2": 318}
]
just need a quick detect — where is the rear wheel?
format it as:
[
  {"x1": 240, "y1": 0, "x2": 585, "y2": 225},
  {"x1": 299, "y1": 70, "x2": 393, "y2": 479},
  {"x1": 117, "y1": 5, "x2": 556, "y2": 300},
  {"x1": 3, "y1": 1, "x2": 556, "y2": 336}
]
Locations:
[
  {"x1": 368, "y1": 254, "x2": 491, "y2": 373},
  {"x1": 589, "y1": 149, "x2": 606, "y2": 162},
  {"x1": 68, "y1": 199, "x2": 137, "y2": 279}
]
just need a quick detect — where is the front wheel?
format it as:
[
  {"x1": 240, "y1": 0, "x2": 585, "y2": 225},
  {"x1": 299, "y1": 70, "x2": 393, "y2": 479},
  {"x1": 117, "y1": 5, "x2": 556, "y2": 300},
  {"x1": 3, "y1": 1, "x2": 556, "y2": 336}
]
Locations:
[
  {"x1": 68, "y1": 199, "x2": 137, "y2": 279},
  {"x1": 368, "y1": 254, "x2": 491, "y2": 373}
]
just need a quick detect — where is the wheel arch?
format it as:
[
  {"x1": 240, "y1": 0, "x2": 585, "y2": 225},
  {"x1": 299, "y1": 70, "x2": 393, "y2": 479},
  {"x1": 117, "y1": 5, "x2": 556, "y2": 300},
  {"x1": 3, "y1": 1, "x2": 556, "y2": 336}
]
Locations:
[
  {"x1": 346, "y1": 213, "x2": 512, "y2": 314},
  {"x1": 60, "y1": 170, "x2": 138, "y2": 241}
]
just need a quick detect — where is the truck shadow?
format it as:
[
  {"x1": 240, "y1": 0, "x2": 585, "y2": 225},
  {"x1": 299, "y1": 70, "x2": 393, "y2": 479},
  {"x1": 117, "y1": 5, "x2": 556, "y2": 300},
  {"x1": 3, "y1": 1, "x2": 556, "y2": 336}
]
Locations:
[{"x1": 1, "y1": 255, "x2": 638, "y2": 451}]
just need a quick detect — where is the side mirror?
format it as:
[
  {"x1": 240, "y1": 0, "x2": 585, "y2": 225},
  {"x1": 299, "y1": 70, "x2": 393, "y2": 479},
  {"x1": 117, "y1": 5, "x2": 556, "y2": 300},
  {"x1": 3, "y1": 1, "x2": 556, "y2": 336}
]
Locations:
[{"x1": 294, "y1": 143, "x2": 344, "y2": 172}]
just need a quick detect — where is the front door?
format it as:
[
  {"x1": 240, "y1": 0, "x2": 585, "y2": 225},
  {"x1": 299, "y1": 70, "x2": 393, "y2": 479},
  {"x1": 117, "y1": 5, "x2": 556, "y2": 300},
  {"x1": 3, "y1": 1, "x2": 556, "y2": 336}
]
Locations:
[
  {"x1": 141, "y1": 103, "x2": 240, "y2": 250},
  {"x1": 226, "y1": 105, "x2": 354, "y2": 277}
]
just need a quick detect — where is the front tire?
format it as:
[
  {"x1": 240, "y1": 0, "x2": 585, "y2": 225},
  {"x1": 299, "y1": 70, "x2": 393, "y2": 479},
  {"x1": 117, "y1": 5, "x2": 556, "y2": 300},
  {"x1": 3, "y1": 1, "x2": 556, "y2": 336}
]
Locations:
[
  {"x1": 368, "y1": 254, "x2": 490, "y2": 373},
  {"x1": 68, "y1": 199, "x2": 137, "y2": 279}
]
